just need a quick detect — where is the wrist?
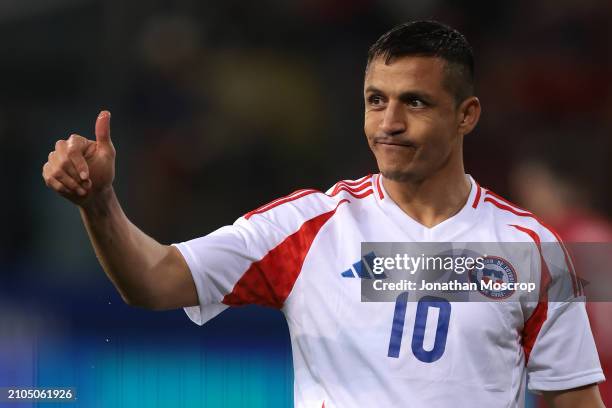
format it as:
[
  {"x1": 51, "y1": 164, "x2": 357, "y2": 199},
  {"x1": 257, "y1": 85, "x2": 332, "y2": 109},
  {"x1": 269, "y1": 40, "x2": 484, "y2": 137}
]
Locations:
[{"x1": 79, "y1": 186, "x2": 116, "y2": 216}]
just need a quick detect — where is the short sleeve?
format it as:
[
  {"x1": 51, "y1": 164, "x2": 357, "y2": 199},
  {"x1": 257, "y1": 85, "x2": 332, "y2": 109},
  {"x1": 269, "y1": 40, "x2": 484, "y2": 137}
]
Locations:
[
  {"x1": 526, "y1": 300, "x2": 604, "y2": 392},
  {"x1": 173, "y1": 190, "x2": 340, "y2": 326},
  {"x1": 173, "y1": 220, "x2": 256, "y2": 325},
  {"x1": 525, "y1": 232, "x2": 605, "y2": 392}
]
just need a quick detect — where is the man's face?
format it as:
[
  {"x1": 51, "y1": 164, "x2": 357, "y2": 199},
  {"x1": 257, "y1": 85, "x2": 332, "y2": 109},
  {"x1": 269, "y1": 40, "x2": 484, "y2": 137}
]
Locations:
[{"x1": 364, "y1": 56, "x2": 463, "y2": 182}]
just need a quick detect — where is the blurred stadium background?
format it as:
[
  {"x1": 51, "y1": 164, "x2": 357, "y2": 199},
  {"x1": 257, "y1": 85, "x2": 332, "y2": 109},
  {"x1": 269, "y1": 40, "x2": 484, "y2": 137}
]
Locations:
[{"x1": 1, "y1": 0, "x2": 611, "y2": 406}]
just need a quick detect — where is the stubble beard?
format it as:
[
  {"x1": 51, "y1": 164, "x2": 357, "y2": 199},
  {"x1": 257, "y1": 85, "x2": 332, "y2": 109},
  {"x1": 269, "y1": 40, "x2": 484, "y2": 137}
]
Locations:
[{"x1": 380, "y1": 167, "x2": 422, "y2": 183}]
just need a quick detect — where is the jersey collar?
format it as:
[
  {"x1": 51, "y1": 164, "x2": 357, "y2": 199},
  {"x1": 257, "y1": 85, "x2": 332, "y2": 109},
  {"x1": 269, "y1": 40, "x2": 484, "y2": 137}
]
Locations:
[{"x1": 373, "y1": 173, "x2": 482, "y2": 241}]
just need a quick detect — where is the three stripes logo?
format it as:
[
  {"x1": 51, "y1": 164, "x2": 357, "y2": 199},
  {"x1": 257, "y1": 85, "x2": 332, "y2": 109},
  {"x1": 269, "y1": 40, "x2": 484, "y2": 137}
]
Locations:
[{"x1": 341, "y1": 252, "x2": 387, "y2": 279}]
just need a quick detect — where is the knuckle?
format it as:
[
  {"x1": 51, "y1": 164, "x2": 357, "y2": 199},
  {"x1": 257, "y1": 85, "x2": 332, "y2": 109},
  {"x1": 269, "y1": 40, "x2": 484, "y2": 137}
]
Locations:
[
  {"x1": 67, "y1": 136, "x2": 78, "y2": 148},
  {"x1": 55, "y1": 140, "x2": 66, "y2": 149},
  {"x1": 66, "y1": 142, "x2": 78, "y2": 153},
  {"x1": 67, "y1": 134, "x2": 86, "y2": 149}
]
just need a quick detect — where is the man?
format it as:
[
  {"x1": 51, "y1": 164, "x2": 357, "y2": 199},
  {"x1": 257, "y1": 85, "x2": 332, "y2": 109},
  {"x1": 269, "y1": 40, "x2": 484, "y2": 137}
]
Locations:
[{"x1": 42, "y1": 21, "x2": 605, "y2": 407}]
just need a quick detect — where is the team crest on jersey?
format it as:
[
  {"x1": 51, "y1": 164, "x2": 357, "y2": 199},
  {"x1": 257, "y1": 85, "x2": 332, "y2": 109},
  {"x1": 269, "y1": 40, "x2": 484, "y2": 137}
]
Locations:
[{"x1": 468, "y1": 256, "x2": 517, "y2": 299}]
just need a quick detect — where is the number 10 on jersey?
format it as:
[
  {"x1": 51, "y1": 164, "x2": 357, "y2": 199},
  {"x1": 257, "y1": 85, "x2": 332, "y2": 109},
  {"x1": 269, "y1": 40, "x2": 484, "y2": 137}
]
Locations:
[{"x1": 388, "y1": 293, "x2": 451, "y2": 362}]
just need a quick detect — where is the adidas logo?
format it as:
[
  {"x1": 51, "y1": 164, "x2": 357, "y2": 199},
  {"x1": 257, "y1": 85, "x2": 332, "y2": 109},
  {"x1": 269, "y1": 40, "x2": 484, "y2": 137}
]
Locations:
[{"x1": 341, "y1": 252, "x2": 387, "y2": 279}]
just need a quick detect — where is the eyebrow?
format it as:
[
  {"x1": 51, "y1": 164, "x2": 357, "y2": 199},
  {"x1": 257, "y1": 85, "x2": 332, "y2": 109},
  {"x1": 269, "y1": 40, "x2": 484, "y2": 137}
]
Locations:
[{"x1": 364, "y1": 86, "x2": 435, "y2": 104}]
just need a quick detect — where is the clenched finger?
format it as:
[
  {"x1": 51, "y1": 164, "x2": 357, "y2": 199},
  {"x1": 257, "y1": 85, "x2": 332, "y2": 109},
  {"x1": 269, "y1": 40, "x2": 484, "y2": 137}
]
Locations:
[
  {"x1": 67, "y1": 150, "x2": 90, "y2": 181},
  {"x1": 54, "y1": 140, "x2": 81, "y2": 182},
  {"x1": 42, "y1": 163, "x2": 71, "y2": 194},
  {"x1": 45, "y1": 176, "x2": 71, "y2": 195},
  {"x1": 54, "y1": 169, "x2": 87, "y2": 196},
  {"x1": 67, "y1": 134, "x2": 91, "y2": 180}
]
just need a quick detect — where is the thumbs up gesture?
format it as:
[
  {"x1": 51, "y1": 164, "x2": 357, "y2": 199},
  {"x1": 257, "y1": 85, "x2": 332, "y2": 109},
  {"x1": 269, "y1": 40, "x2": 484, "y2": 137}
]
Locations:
[{"x1": 43, "y1": 110, "x2": 116, "y2": 206}]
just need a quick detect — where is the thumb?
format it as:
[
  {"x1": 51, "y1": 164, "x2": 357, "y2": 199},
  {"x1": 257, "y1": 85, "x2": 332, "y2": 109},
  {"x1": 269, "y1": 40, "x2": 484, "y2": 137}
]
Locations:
[{"x1": 95, "y1": 110, "x2": 112, "y2": 145}]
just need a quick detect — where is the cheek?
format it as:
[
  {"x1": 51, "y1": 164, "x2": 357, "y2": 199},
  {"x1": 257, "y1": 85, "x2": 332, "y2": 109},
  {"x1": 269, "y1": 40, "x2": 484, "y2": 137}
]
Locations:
[
  {"x1": 363, "y1": 113, "x2": 378, "y2": 140},
  {"x1": 419, "y1": 122, "x2": 456, "y2": 161}
]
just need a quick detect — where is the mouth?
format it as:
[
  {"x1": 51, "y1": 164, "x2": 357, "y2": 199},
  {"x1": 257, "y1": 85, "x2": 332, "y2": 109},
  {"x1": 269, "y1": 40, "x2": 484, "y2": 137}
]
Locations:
[{"x1": 375, "y1": 140, "x2": 416, "y2": 149}]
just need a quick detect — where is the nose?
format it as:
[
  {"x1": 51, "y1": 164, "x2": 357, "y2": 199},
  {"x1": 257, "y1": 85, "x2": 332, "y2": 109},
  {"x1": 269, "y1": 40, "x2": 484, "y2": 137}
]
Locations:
[{"x1": 380, "y1": 101, "x2": 406, "y2": 136}]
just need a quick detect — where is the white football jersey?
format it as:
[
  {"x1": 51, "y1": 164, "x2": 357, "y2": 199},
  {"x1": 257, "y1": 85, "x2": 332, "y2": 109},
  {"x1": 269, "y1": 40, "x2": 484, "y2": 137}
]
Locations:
[{"x1": 174, "y1": 174, "x2": 604, "y2": 408}]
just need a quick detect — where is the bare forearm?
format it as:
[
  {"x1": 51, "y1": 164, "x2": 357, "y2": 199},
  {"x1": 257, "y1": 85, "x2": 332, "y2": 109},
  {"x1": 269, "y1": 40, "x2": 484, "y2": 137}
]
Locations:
[
  {"x1": 44, "y1": 111, "x2": 197, "y2": 310},
  {"x1": 79, "y1": 187, "x2": 171, "y2": 307}
]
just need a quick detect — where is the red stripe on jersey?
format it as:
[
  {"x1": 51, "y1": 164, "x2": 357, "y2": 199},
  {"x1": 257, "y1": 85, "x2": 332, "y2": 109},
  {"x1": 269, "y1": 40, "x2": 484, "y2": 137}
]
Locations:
[
  {"x1": 336, "y1": 174, "x2": 371, "y2": 186},
  {"x1": 510, "y1": 224, "x2": 552, "y2": 365},
  {"x1": 483, "y1": 197, "x2": 533, "y2": 217},
  {"x1": 331, "y1": 180, "x2": 371, "y2": 195},
  {"x1": 223, "y1": 200, "x2": 349, "y2": 308},
  {"x1": 376, "y1": 174, "x2": 384, "y2": 199},
  {"x1": 485, "y1": 190, "x2": 528, "y2": 212},
  {"x1": 246, "y1": 189, "x2": 315, "y2": 217},
  {"x1": 244, "y1": 189, "x2": 319, "y2": 220},
  {"x1": 333, "y1": 176, "x2": 371, "y2": 189},
  {"x1": 330, "y1": 186, "x2": 373, "y2": 199},
  {"x1": 484, "y1": 196, "x2": 580, "y2": 296},
  {"x1": 245, "y1": 189, "x2": 309, "y2": 218},
  {"x1": 471, "y1": 181, "x2": 481, "y2": 208}
]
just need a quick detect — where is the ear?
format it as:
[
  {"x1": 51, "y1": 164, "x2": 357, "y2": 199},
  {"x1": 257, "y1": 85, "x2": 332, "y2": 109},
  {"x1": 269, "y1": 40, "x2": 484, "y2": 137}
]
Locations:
[{"x1": 457, "y1": 96, "x2": 481, "y2": 136}]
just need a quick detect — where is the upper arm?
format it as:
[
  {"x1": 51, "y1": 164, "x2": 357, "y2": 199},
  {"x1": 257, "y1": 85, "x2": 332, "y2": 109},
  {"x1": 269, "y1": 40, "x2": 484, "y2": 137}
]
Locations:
[
  {"x1": 542, "y1": 384, "x2": 605, "y2": 408},
  {"x1": 146, "y1": 244, "x2": 199, "y2": 310}
]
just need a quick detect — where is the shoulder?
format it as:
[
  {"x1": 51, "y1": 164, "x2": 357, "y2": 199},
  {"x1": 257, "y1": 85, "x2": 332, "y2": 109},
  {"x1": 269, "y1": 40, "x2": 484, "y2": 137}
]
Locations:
[
  {"x1": 478, "y1": 186, "x2": 582, "y2": 296},
  {"x1": 324, "y1": 173, "x2": 382, "y2": 200},
  {"x1": 240, "y1": 174, "x2": 377, "y2": 226},
  {"x1": 478, "y1": 186, "x2": 561, "y2": 244}
]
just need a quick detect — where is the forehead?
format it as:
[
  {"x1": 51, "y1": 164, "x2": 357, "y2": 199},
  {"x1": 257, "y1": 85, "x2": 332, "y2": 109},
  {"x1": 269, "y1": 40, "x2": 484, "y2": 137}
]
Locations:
[{"x1": 364, "y1": 55, "x2": 447, "y2": 94}]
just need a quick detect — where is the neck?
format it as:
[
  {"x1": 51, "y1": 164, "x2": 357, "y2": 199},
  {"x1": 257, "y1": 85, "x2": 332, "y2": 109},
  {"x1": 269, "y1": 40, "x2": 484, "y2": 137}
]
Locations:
[{"x1": 382, "y1": 161, "x2": 471, "y2": 228}]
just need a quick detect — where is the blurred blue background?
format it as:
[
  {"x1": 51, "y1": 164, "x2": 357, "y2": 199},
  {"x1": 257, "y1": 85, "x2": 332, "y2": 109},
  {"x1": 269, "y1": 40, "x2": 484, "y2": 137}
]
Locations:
[{"x1": 1, "y1": 0, "x2": 611, "y2": 406}]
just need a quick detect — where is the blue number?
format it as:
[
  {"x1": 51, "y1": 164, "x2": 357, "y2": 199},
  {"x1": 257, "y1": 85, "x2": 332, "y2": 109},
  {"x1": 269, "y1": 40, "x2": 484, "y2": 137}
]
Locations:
[
  {"x1": 387, "y1": 293, "x2": 451, "y2": 362},
  {"x1": 411, "y1": 296, "x2": 451, "y2": 362},
  {"x1": 387, "y1": 292, "x2": 409, "y2": 358}
]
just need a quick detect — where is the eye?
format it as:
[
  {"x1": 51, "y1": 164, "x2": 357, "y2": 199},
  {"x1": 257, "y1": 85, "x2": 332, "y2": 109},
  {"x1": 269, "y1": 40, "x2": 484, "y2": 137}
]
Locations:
[
  {"x1": 408, "y1": 98, "x2": 426, "y2": 108},
  {"x1": 367, "y1": 94, "x2": 385, "y2": 106}
]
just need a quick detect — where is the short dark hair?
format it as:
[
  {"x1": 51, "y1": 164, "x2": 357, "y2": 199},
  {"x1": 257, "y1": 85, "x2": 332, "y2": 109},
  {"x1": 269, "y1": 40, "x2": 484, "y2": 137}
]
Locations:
[{"x1": 367, "y1": 20, "x2": 474, "y2": 105}]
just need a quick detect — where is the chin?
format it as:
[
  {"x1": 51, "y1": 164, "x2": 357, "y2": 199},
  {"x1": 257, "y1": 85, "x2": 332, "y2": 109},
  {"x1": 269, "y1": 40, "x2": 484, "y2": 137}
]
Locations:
[{"x1": 380, "y1": 167, "x2": 420, "y2": 183}]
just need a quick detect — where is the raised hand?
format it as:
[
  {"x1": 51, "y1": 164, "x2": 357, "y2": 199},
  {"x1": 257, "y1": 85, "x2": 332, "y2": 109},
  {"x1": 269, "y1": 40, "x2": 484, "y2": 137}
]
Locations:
[{"x1": 42, "y1": 110, "x2": 116, "y2": 206}]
